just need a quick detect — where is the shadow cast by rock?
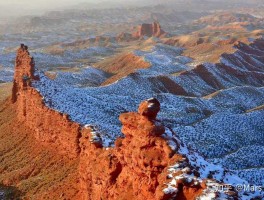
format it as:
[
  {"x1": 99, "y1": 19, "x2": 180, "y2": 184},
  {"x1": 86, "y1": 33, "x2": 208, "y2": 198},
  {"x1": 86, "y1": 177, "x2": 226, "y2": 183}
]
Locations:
[{"x1": 0, "y1": 184, "x2": 22, "y2": 200}]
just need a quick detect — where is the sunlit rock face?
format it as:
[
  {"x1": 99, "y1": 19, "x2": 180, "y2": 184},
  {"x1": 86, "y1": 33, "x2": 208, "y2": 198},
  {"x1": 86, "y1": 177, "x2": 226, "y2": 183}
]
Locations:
[{"x1": 12, "y1": 45, "x2": 81, "y2": 158}]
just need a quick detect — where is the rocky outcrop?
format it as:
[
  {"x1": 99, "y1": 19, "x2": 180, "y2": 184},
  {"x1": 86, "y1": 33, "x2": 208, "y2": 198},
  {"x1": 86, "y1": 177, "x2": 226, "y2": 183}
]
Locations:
[
  {"x1": 79, "y1": 98, "x2": 212, "y2": 200},
  {"x1": 78, "y1": 98, "x2": 166, "y2": 199},
  {"x1": 133, "y1": 22, "x2": 166, "y2": 38},
  {"x1": 12, "y1": 44, "x2": 81, "y2": 158}
]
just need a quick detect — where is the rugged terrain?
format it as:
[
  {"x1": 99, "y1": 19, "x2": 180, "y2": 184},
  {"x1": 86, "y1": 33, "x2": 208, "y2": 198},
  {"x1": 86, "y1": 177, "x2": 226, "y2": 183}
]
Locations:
[
  {"x1": 0, "y1": 1, "x2": 264, "y2": 199},
  {"x1": 0, "y1": 47, "x2": 243, "y2": 199},
  {"x1": 0, "y1": 36, "x2": 263, "y2": 200}
]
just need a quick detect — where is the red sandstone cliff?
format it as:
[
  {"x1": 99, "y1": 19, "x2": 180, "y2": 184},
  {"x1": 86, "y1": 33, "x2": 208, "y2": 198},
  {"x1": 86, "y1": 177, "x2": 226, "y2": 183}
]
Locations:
[
  {"x1": 12, "y1": 44, "x2": 81, "y2": 158},
  {"x1": 10, "y1": 46, "x2": 238, "y2": 199}
]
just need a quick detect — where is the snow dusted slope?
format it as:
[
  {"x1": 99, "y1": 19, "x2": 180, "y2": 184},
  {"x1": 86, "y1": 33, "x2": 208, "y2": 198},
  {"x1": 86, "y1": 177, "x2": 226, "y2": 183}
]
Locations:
[
  {"x1": 164, "y1": 128, "x2": 263, "y2": 199},
  {"x1": 135, "y1": 44, "x2": 192, "y2": 75},
  {"x1": 53, "y1": 67, "x2": 110, "y2": 87},
  {"x1": 0, "y1": 67, "x2": 13, "y2": 83},
  {"x1": 33, "y1": 39, "x2": 264, "y2": 188},
  {"x1": 30, "y1": 46, "x2": 115, "y2": 69},
  {"x1": 0, "y1": 46, "x2": 114, "y2": 83},
  {"x1": 0, "y1": 52, "x2": 16, "y2": 68}
]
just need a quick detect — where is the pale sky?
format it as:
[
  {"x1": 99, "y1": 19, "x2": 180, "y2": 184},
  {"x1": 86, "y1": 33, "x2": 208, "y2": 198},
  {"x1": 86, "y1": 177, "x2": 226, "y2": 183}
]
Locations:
[
  {"x1": 0, "y1": 0, "x2": 86, "y2": 7},
  {"x1": 0, "y1": 0, "x2": 97, "y2": 17}
]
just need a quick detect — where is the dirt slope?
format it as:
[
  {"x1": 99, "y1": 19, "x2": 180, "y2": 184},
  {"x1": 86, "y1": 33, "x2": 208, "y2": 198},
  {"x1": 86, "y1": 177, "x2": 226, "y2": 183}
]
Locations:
[
  {"x1": 0, "y1": 98, "x2": 80, "y2": 200},
  {"x1": 0, "y1": 83, "x2": 12, "y2": 102}
]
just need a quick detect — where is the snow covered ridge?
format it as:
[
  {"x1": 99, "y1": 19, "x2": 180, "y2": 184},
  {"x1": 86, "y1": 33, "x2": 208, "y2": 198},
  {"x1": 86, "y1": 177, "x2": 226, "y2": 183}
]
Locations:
[
  {"x1": 32, "y1": 39, "x2": 264, "y2": 186},
  {"x1": 161, "y1": 117, "x2": 263, "y2": 199},
  {"x1": 53, "y1": 67, "x2": 109, "y2": 87},
  {"x1": 164, "y1": 128, "x2": 264, "y2": 199},
  {"x1": 134, "y1": 44, "x2": 193, "y2": 75}
]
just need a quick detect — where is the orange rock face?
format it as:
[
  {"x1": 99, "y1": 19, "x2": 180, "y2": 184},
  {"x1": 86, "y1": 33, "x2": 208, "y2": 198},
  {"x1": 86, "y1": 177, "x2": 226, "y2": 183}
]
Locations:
[
  {"x1": 12, "y1": 44, "x2": 35, "y2": 103},
  {"x1": 79, "y1": 97, "x2": 207, "y2": 200},
  {"x1": 79, "y1": 101, "x2": 178, "y2": 200}
]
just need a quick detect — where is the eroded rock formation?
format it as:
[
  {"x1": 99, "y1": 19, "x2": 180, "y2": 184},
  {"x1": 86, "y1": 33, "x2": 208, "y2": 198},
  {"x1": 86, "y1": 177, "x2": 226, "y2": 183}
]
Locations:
[
  {"x1": 12, "y1": 44, "x2": 81, "y2": 158},
  {"x1": 11, "y1": 45, "x2": 238, "y2": 199},
  {"x1": 79, "y1": 98, "x2": 212, "y2": 200}
]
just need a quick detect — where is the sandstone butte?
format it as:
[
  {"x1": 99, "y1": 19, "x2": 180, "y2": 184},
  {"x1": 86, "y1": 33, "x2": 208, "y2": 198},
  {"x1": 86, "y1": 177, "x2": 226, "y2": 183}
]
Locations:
[
  {"x1": 6, "y1": 44, "x2": 237, "y2": 199},
  {"x1": 132, "y1": 22, "x2": 166, "y2": 39},
  {"x1": 116, "y1": 21, "x2": 166, "y2": 41}
]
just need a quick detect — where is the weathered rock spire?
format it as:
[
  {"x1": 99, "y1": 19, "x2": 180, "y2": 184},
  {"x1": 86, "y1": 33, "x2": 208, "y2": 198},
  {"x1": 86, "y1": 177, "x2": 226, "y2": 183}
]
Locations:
[{"x1": 12, "y1": 44, "x2": 35, "y2": 103}]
